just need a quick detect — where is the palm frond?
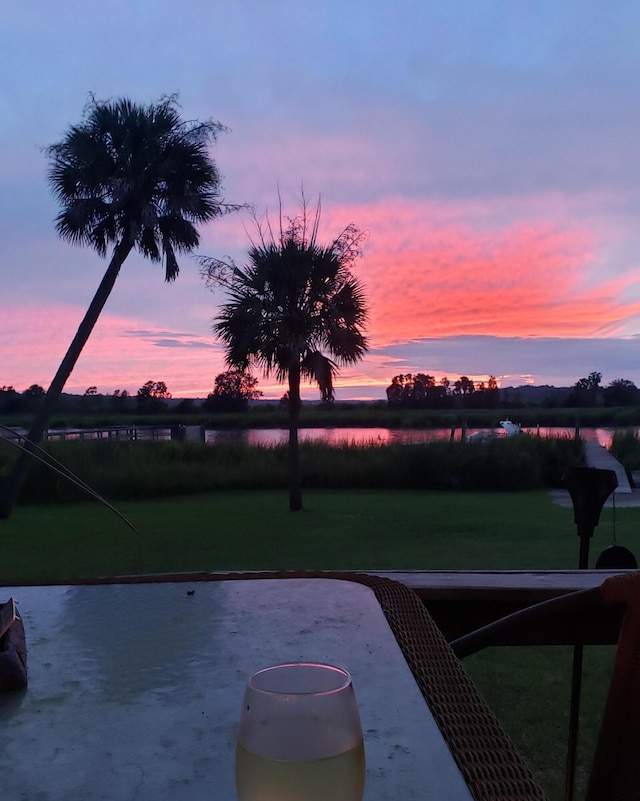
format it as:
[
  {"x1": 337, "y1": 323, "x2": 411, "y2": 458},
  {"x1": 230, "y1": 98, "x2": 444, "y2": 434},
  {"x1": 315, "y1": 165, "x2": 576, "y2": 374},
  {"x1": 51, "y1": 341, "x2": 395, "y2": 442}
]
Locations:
[
  {"x1": 206, "y1": 195, "x2": 369, "y2": 401},
  {"x1": 301, "y1": 350, "x2": 336, "y2": 402},
  {"x1": 46, "y1": 94, "x2": 236, "y2": 272},
  {"x1": 162, "y1": 240, "x2": 180, "y2": 282}
]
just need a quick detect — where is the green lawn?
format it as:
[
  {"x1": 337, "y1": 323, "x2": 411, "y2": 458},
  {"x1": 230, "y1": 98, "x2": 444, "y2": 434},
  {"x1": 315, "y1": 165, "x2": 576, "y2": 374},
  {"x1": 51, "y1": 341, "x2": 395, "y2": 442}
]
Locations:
[
  {"x1": 1, "y1": 488, "x2": 631, "y2": 583},
  {"x1": 1, "y1": 488, "x2": 636, "y2": 801}
]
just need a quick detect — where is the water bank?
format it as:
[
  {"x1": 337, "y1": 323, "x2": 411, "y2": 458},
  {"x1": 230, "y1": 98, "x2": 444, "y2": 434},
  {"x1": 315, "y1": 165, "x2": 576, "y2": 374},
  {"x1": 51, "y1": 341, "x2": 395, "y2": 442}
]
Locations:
[{"x1": 2, "y1": 424, "x2": 627, "y2": 449}]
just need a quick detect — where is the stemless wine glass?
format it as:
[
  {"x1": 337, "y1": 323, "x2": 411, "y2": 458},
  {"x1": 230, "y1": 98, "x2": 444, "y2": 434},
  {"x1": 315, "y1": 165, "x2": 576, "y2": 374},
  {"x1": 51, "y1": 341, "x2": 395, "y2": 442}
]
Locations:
[{"x1": 235, "y1": 662, "x2": 365, "y2": 801}]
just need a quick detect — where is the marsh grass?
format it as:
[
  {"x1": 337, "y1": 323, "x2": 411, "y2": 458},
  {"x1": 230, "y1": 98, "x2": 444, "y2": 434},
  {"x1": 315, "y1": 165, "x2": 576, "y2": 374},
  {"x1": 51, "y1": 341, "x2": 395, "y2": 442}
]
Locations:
[
  {"x1": 4, "y1": 402, "x2": 640, "y2": 431},
  {"x1": 7, "y1": 434, "x2": 584, "y2": 504},
  {"x1": 610, "y1": 428, "x2": 640, "y2": 472}
]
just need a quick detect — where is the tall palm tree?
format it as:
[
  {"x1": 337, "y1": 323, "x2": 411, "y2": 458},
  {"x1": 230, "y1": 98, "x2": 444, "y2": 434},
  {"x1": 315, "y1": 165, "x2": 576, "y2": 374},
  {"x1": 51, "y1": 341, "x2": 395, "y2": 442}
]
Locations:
[
  {"x1": 0, "y1": 95, "x2": 238, "y2": 520},
  {"x1": 201, "y1": 203, "x2": 369, "y2": 511}
]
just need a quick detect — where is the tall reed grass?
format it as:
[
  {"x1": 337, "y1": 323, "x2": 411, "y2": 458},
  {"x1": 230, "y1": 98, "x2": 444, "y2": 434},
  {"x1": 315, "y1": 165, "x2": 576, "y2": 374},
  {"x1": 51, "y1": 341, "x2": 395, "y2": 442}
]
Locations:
[
  {"x1": 7, "y1": 434, "x2": 584, "y2": 504},
  {"x1": 610, "y1": 428, "x2": 640, "y2": 473}
]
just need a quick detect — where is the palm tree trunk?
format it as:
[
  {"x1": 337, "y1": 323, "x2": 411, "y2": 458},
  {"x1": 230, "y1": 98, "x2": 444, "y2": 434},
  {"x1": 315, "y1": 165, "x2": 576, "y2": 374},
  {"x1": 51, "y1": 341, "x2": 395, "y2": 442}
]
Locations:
[
  {"x1": 0, "y1": 240, "x2": 133, "y2": 520},
  {"x1": 287, "y1": 356, "x2": 303, "y2": 511}
]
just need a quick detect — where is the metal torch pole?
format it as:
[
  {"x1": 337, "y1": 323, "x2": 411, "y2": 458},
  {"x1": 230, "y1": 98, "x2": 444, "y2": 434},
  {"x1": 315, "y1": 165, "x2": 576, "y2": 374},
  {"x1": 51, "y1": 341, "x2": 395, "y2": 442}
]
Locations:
[{"x1": 562, "y1": 467, "x2": 617, "y2": 801}]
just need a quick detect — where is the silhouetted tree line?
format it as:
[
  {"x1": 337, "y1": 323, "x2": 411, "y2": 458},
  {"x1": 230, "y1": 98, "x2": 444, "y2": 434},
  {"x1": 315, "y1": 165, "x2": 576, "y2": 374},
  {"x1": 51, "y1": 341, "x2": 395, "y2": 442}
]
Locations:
[
  {"x1": 386, "y1": 374, "x2": 500, "y2": 409},
  {"x1": 564, "y1": 372, "x2": 640, "y2": 408},
  {"x1": 0, "y1": 381, "x2": 172, "y2": 415},
  {"x1": 4, "y1": 370, "x2": 640, "y2": 417},
  {"x1": 0, "y1": 372, "x2": 263, "y2": 416},
  {"x1": 385, "y1": 371, "x2": 640, "y2": 410}
]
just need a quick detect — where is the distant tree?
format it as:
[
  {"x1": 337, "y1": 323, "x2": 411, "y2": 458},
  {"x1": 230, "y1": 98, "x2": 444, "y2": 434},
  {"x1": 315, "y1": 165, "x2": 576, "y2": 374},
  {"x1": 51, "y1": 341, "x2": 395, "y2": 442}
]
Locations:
[
  {"x1": 201, "y1": 198, "x2": 368, "y2": 511},
  {"x1": 452, "y1": 376, "x2": 475, "y2": 407},
  {"x1": 386, "y1": 373, "x2": 449, "y2": 409},
  {"x1": 150, "y1": 380, "x2": 170, "y2": 399},
  {"x1": 458, "y1": 376, "x2": 475, "y2": 395},
  {"x1": 136, "y1": 380, "x2": 171, "y2": 413},
  {"x1": 203, "y1": 370, "x2": 262, "y2": 413},
  {"x1": 0, "y1": 386, "x2": 20, "y2": 414},
  {"x1": 23, "y1": 384, "x2": 46, "y2": 399},
  {"x1": 566, "y1": 371, "x2": 603, "y2": 407},
  {"x1": 19, "y1": 385, "x2": 46, "y2": 413},
  {"x1": 0, "y1": 94, "x2": 240, "y2": 520},
  {"x1": 485, "y1": 375, "x2": 500, "y2": 408},
  {"x1": 469, "y1": 375, "x2": 499, "y2": 409},
  {"x1": 79, "y1": 385, "x2": 101, "y2": 412},
  {"x1": 604, "y1": 378, "x2": 640, "y2": 407},
  {"x1": 411, "y1": 373, "x2": 436, "y2": 405},
  {"x1": 579, "y1": 371, "x2": 602, "y2": 391},
  {"x1": 109, "y1": 389, "x2": 130, "y2": 413},
  {"x1": 386, "y1": 374, "x2": 412, "y2": 407}
]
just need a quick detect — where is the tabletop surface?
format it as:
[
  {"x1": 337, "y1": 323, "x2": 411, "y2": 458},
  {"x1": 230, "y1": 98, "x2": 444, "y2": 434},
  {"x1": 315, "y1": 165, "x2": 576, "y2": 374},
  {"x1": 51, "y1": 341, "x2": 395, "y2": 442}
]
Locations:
[{"x1": 0, "y1": 578, "x2": 473, "y2": 801}]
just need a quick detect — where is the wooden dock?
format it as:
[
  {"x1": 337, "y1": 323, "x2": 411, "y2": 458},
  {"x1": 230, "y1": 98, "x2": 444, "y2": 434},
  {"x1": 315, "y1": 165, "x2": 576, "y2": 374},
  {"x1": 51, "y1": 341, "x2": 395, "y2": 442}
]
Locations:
[{"x1": 584, "y1": 441, "x2": 632, "y2": 492}]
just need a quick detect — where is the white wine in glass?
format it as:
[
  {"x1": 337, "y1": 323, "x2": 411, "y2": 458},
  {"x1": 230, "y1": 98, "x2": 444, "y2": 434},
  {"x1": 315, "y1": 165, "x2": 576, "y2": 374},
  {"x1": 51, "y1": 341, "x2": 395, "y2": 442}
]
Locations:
[{"x1": 235, "y1": 662, "x2": 365, "y2": 801}]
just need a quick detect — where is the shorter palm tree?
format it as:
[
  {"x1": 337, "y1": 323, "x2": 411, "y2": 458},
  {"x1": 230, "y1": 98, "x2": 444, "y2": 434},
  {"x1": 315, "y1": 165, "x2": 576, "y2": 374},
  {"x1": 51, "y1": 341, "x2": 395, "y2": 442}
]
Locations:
[{"x1": 201, "y1": 201, "x2": 369, "y2": 510}]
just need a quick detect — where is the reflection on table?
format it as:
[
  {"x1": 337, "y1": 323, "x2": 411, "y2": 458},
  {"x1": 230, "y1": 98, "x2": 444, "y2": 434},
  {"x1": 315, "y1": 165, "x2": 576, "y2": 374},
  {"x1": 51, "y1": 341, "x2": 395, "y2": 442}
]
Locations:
[{"x1": 0, "y1": 579, "x2": 473, "y2": 801}]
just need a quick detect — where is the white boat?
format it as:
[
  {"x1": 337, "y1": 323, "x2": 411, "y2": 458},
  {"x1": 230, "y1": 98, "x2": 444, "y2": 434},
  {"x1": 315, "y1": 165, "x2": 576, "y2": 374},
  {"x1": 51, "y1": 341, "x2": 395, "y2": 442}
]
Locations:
[
  {"x1": 466, "y1": 419, "x2": 522, "y2": 443},
  {"x1": 499, "y1": 419, "x2": 522, "y2": 436}
]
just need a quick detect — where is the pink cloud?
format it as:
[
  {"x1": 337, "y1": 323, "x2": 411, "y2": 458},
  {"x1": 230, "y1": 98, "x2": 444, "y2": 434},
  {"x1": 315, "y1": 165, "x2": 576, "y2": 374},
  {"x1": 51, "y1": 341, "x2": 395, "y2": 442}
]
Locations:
[
  {"x1": 4, "y1": 190, "x2": 640, "y2": 400},
  {"x1": 0, "y1": 304, "x2": 227, "y2": 397},
  {"x1": 313, "y1": 197, "x2": 640, "y2": 344}
]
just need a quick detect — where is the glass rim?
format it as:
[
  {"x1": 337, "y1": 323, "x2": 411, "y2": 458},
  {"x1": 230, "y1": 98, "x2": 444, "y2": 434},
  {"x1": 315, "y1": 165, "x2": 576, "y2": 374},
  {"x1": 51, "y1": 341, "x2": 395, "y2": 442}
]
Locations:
[{"x1": 248, "y1": 662, "x2": 352, "y2": 696}]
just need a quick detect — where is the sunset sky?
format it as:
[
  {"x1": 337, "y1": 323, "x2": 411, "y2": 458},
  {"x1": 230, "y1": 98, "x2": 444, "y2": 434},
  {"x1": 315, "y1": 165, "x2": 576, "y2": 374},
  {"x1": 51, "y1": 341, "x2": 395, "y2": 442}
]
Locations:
[{"x1": 3, "y1": 2, "x2": 640, "y2": 400}]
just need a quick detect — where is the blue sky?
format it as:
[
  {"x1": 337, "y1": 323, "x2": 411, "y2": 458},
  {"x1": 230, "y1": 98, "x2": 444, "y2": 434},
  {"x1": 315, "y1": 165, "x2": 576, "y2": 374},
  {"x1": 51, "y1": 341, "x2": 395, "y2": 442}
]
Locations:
[{"x1": 2, "y1": 1, "x2": 640, "y2": 399}]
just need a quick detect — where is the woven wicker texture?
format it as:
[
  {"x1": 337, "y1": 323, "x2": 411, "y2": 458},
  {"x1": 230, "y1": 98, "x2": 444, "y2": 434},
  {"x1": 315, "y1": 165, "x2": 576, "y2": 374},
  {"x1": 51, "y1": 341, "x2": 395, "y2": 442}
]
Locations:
[
  {"x1": 586, "y1": 572, "x2": 640, "y2": 801},
  {"x1": 352, "y1": 574, "x2": 548, "y2": 801}
]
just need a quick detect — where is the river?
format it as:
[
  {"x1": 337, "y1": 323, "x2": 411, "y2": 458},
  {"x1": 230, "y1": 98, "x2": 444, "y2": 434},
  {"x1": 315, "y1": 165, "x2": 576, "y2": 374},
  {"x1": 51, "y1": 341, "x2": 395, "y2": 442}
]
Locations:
[
  {"x1": 0, "y1": 424, "x2": 628, "y2": 448},
  {"x1": 205, "y1": 425, "x2": 617, "y2": 447}
]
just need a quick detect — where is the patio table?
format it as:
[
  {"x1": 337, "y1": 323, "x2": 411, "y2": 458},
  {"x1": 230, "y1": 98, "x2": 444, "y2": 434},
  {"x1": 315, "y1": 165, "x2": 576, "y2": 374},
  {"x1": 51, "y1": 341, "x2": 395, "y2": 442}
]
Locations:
[{"x1": 0, "y1": 578, "x2": 477, "y2": 800}]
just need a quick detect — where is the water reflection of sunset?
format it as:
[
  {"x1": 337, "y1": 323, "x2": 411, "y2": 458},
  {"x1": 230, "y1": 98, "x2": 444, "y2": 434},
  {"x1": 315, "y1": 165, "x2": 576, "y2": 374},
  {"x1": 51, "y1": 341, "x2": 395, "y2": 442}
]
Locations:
[{"x1": 204, "y1": 426, "x2": 616, "y2": 449}]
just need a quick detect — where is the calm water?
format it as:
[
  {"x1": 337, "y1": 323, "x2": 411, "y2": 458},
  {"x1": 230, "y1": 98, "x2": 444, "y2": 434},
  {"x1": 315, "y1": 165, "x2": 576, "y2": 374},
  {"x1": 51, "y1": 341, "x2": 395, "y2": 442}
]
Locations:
[
  {"x1": 204, "y1": 425, "x2": 620, "y2": 448},
  {"x1": 1, "y1": 424, "x2": 625, "y2": 448}
]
